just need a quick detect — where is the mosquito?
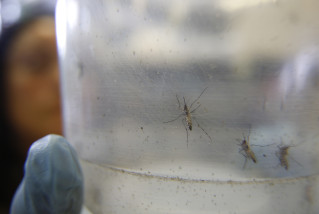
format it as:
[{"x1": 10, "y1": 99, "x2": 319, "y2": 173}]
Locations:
[
  {"x1": 275, "y1": 143, "x2": 301, "y2": 170},
  {"x1": 237, "y1": 127, "x2": 277, "y2": 169},
  {"x1": 237, "y1": 131, "x2": 257, "y2": 169},
  {"x1": 164, "y1": 87, "x2": 212, "y2": 147}
]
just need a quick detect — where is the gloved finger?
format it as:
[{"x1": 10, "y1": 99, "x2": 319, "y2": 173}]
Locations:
[{"x1": 10, "y1": 134, "x2": 84, "y2": 214}]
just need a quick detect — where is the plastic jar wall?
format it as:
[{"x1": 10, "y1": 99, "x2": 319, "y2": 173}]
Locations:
[{"x1": 56, "y1": 0, "x2": 319, "y2": 213}]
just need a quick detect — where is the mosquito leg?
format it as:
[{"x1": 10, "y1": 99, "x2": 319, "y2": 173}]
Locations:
[
  {"x1": 247, "y1": 125, "x2": 252, "y2": 142},
  {"x1": 236, "y1": 138, "x2": 243, "y2": 145},
  {"x1": 183, "y1": 96, "x2": 187, "y2": 107},
  {"x1": 250, "y1": 143, "x2": 275, "y2": 147},
  {"x1": 189, "y1": 87, "x2": 208, "y2": 109},
  {"x1": 243, "y1": 157, "x2": 248, "y2": 169},
  {"x1": 163, "y1": 113, "x2": 184, "y2": 123},
  {"x1": 182, "y1": 118, "x2": 189, "y2": 148},
  {"x1": 193, "y1": 117, "x2": 213, "y2": 143},
  {"x1": 239, "y1": 149, "x2": 247, "y2": 158},
  {"x1": 289, "y1": 155, "x2": 302, "y2": 167},
  {"x1": 176, "y1": 94, "x2": 182, "y2": 110},
  {"x1": 275, "y1": 151, "x2": 279, "y2": 158},
  {"x1": 190, "y1": 104, "x2": 201, "y2": 114},
  {"x1": 238, "y1": 150, "x2": 248, "y2": 169}
]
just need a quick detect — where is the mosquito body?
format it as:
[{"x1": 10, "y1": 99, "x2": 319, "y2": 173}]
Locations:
[
  {"x1": 274, "y1": 139, "x2": 303, "y2": 170},
  {"x1": 164, "y1": 87, "x2": 212, "y2": 147},
  {"x1": 240, "y1": 137, "x2": 257, "y2": 163},
  {"x1": 277, "y1": 145, "x2": 289, "y2": 170},
  {"x1": 238, "y1": 131, "x2": 257, "y2": 168},
  {"x1": 183, "y1": 97, "x2": 193, "y2": 131}
]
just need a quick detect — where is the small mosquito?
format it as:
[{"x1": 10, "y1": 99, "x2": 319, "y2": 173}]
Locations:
[
  {"x1": 275, "y1": 143, "x2": 301, "y2": 170},
  {"x1": 277, "y1": 145, "x2": 289, "y2": 170},
  {"x1": 237, "y1": 131, "x2": 257, "y2": 169},
  {"x1": 164, "y1": 87, "x2": 212, "y2": 147}
]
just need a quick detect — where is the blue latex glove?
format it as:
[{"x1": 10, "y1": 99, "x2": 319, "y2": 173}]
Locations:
[{"x1": 10, "y1": 135, "x2": 84, "y2": 214}]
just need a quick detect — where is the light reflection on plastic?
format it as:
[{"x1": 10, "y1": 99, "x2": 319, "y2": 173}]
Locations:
[
  {"x1": 23, "y1": 0, "x2": 39, "y2": 4},
  {"x1": 55, "y1": 0, "x2": 78, "y2": 58},
  {"x1": 219, "y1": 0, "x2": 277, "y2": 12},
  {"x1": 294, "y1": 48, "x2": 317, "y2": 92},
  {"x1": 55, "y1": 0, "x2": 67, "y2": 58},
  {"x1": 66, "y1": 0, "x2": 78, "y2": 30},
  {"x1": 280, "y1": 48, "x2": 318, "y2": 95},
  {"x1": 1, "y1": 0, "x2": 21, "y2": 27}
]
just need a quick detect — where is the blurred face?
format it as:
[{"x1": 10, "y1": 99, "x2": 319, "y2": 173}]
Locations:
[{"x1": 5, "y1": 17, "x2": 62, "y2": 154}]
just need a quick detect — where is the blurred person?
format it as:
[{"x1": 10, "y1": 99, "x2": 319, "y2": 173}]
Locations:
[{"x1": 0, "y1": 1, "x2": 63, "y2": 212}]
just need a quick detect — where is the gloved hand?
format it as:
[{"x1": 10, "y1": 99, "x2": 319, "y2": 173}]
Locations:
[{"x1": 10, "y1": 134, "x2": 84, "y2": 214}]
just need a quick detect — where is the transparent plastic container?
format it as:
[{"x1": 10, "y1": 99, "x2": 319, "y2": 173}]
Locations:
[{"x1": 56, "y1": 0, "x2": 319, "y2": 213}]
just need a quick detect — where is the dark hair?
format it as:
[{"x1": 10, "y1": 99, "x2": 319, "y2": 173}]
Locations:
[
  {"x1": 0, "y1": 1, "x2": 55, "y2": 211},
  {"x1": 0, "y1": 1, "x2": 56, "y2": 137}
]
